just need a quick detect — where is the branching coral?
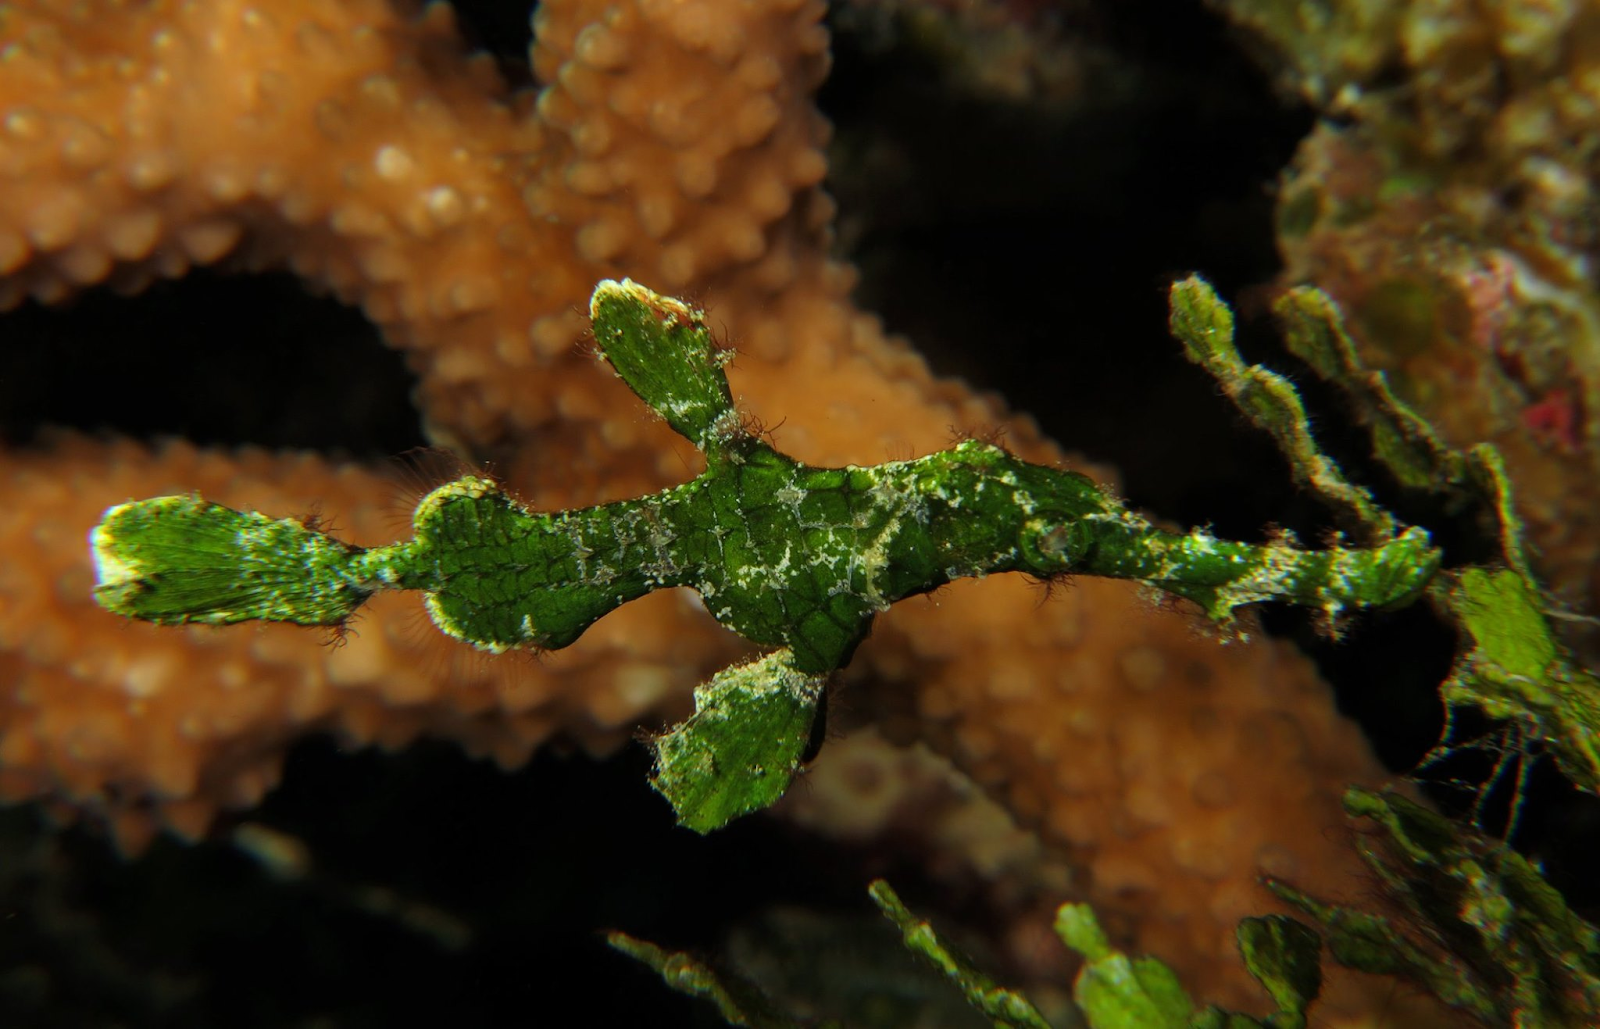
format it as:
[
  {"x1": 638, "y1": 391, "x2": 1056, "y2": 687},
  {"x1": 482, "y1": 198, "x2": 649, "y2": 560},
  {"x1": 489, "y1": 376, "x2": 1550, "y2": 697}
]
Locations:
[{"x1": 0, "y1": 0, "x2": 1450, "y2": 1019}]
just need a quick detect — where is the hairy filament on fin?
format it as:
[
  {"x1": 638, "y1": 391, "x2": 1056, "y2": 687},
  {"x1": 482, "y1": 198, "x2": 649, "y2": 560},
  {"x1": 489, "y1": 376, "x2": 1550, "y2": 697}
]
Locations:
[{"x1": 90, "y1": 279, "x2": 1443, "y2": 832}]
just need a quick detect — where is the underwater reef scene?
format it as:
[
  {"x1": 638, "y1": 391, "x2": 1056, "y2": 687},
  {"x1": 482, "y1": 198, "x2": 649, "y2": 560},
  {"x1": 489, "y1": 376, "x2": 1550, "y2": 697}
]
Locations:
[{"x1": 1, "y1": 0, "x2": 1599, "y2": 1025}]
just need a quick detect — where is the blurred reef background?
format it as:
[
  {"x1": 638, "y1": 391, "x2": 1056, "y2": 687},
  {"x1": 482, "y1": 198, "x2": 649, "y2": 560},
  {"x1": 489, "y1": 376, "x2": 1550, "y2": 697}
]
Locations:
[{"x1": 2, "y1": 0, "x2": 1598, "y2": 1026}]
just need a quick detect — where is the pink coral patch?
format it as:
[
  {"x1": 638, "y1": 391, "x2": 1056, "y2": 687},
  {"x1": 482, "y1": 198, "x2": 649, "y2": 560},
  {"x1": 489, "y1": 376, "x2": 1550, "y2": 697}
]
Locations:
[{"x1": 1522, "y1": 388, "x2": 1581, "y2": 451}]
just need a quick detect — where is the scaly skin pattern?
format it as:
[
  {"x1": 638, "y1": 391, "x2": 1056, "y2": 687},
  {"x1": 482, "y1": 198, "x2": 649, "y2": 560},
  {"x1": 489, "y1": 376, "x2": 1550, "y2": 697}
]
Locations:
[
  {"x1": 89, "y1": 279, "x2": 1445, "y2": 835},
  {"x1": 93, "y1": 280, "x2": 1440, "y2": 676},
  {"x1": 89, "y1": 280, "x2": 1447, "y2": 838}
]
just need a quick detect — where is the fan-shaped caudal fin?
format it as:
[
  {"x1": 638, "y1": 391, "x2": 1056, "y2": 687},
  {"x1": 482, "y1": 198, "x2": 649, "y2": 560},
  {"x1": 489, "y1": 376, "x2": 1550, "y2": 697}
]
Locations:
[{"x1": 91, "y1": 494, "x2": 371, "y2": 627}]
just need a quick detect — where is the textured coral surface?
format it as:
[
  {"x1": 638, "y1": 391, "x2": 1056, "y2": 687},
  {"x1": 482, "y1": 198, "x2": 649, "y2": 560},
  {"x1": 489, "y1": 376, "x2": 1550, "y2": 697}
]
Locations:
[
  {"x1": 1213, "y1": 0, "x2": 1600, "y2": 657},
  {"x1": 0, "y1": 1, "x2": 1445, "y2": 1020}
]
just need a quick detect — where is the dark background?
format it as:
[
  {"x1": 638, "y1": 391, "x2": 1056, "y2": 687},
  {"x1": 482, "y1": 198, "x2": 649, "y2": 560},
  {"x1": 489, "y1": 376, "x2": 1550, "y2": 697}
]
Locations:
[{"x1": 2, "y1": 1, "x2": 1593, "y2": 1025}]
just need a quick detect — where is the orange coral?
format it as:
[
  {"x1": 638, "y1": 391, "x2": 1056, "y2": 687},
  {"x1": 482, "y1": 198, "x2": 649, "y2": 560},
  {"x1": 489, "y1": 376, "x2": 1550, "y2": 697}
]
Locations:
[
  {"x1": 0, "y1": 432, "x2": 743, "y2": 845},
  {"x1": 0, "y1": 0, "x2": 1437, "y2": 1020}
]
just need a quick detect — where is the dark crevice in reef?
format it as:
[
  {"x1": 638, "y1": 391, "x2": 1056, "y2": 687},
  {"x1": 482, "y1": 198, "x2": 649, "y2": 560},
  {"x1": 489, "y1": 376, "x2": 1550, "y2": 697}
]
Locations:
[
  {"x1": 822, "y1": 0, "x2": 1315, "y2": 542},
  {"x1": 0, "y1": 270, "x2": 426, "y2": 458},
  {"x1": 0, "y1": 739, "x2": 1001, "y2": 1028},
  {"x1": 446, "y1": 0, "x2": 537, "y2": 87}
]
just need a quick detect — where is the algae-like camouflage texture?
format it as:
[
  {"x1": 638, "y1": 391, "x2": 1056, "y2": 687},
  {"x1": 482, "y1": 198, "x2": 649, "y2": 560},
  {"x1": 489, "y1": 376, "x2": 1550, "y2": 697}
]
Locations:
[{"x1": 92, "y1": 280, "x2": 1440, "y2": 834}]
